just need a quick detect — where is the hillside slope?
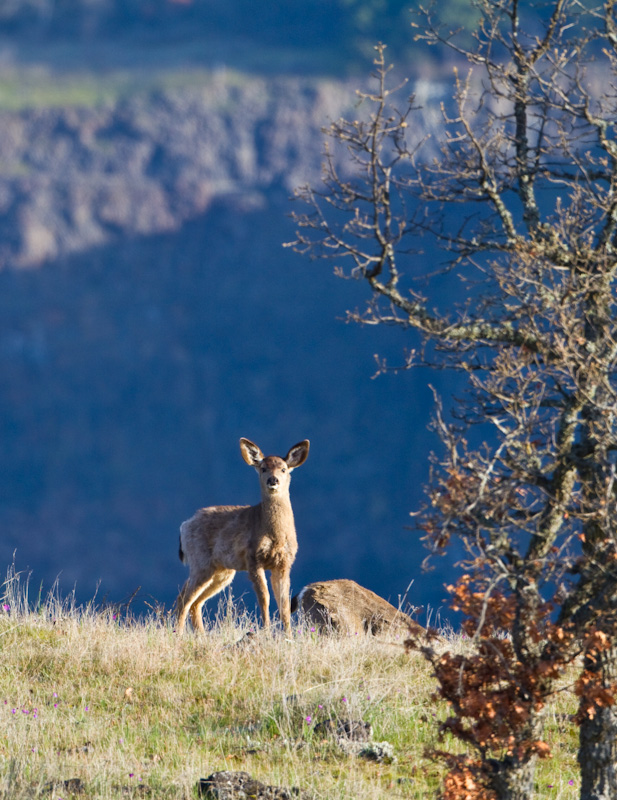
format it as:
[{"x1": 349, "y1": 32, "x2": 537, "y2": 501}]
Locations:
[{"x1": 0, "y1": 581, "x2": 580, "y2": 799}]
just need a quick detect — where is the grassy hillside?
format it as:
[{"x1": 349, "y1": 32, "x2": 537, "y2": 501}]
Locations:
[{"x1": 0, "y1": 571, "x2": 581, "y2": 799}]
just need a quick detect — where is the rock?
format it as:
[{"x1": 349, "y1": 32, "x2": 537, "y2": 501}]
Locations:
[
  {"x1": 43, "y1": 778, "x2": 85, "y2": 795},
  {"x1": 197, "y1": 771, "x2": 311, "y2": 799},
  {"x1": 291, "y1": 579, "x2": 423, "y2": 636},
  {"x1": 223, "y1": 630, "x2": 257, "y2": 649},
  {"x1": 336, "y1": 739, "x2": 397, "y2": 763},
  {"x1": 313, "y1": 719, "x2": 373, "y2": 742},
  {"x1": 311, "y1": 716, "x2": 396, "y2": 763},
  {"x1": 358, "y1": 741, "x2": 397, "y2": 763}
]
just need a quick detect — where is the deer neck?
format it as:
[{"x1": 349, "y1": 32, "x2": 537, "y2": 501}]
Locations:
[{"x1": 259, "y1": 491, "x2": 296, "y2": 541}]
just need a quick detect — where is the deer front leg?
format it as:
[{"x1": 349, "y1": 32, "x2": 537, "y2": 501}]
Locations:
[
  {"x1": 249, "y1": 566, "x2": 271, "y2": 629},
  {"x1": 272, "y1": 568, "x2": 292, "y2": 635}
]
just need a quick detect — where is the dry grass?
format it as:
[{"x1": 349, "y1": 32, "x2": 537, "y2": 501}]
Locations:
[{"x1": 0, "y1": 569, "x2": 580, "y2": 799}]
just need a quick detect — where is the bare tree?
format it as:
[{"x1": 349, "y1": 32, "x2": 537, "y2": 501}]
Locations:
[{"x1": 290, "y1": 2, "x2": 617, "y2": 798}]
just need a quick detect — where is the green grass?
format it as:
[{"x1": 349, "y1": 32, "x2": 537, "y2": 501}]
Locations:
[
  {"x1": 0, "y1": 34, "x2": 358, "y2": 111},
  {"x1": 0, "y1": 66, "x2": 203, "y2": 110},
  {"x1": 0, "y1": 571, "x2": 580, "y2": 799},
  {"x1": 0, "y1": 61, "x2": 349, "y2": 111}
]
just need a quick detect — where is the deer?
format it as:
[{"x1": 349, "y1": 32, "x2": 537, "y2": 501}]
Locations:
[{"x1": 176, "y1": 437, "x2": 310, "y2": 635}]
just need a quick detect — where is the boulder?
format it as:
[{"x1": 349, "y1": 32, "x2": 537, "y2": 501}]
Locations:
[{"x1": 291, "y1": 579, "x2": 423, "y2": 636}]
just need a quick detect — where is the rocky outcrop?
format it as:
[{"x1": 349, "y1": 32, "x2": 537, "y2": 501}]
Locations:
[{"x1": 0, "y1": 74, "x2": 354, "y2": 268}]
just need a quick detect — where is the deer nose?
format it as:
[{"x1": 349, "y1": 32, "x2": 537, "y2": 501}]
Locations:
[{"x1": 267, "y1": 476, "x2": 279, "y2": 487}]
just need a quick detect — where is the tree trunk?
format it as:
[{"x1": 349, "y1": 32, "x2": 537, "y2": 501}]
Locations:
[
  {"x1": 491, "y1": 757, "x2": 538, "y2": 800},
  {"x1": 579, "y1": 646, "x2": 617, "y2": 800}
]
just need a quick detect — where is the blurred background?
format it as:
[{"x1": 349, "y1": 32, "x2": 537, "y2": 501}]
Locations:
[{"x1": 0, "y1": 0, "x2": 473, "y2": 622}]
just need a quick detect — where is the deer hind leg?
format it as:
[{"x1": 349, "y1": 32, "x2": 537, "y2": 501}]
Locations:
[
  {"x1": 176, "y1": 570, "x2": 216, "y2": 633},
  {"x1": 189, "y1": 569, "x2": 236, "y2": 632},
  {"x1": 271, "y1": 568, "x2": 292, "y2": 635},
  {"x1": 249, "y1": 566, "x2": 271, "y2": 629}
]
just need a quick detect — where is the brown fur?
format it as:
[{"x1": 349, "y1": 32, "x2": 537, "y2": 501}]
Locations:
[
  {"x1": 176, "y1": 438, "x2": 310, "y2": 634},
  {"x1": 291, "y1": 579, "x2": 423, "y2": 636}
]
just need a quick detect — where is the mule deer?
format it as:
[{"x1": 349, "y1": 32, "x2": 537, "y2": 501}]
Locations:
[
  {"x1": 291, "y1": 579, "x2": 424, "y2": 636},
  {"x1": 176, "y1": 438, "x2": 310, "y2": 634}
]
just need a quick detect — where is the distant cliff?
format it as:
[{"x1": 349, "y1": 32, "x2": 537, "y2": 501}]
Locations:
[{"x1": 0, "y1": 74, "x2": 356, "y2": 268}]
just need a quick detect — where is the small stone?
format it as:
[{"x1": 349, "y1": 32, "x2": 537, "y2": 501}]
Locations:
[
  {"x1": 313, "y1": 718, "x2": 372, "y2": 741},
  {"x1": 357, "y1": 741, "x2": 397, "y2": 764},
  {"x1": 198, "y1": 770, "x2": 311, "y2": 799},
  {"x1": 43, "y1": 778, "x2": 85, "y2": 795}
]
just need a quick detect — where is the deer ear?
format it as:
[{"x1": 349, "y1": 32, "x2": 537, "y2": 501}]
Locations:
[
  {"x1": 240, "y1": 438, "x2": 265, "y2": 466},
  {"x1": 285, "y1": 440, "x2": 310, "y2": 470}
]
